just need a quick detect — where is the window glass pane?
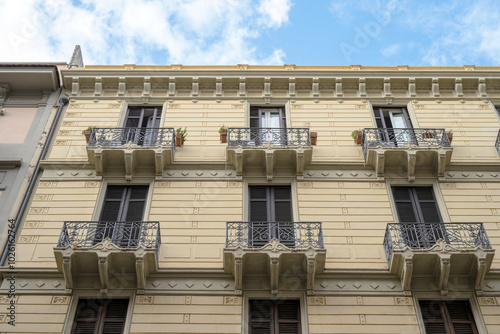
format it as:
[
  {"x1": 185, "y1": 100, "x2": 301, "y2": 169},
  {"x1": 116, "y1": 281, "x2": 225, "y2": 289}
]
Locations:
[
  {"x1": 416, "y1": 187, "x2": 435, "y2": 201},
  {"x1": 125, "y1": 118, "x2": 139, "y2": 128},
  {"x1": 395, "y1": 202, "x2": 417, "y2": 222},
  {"x1": 101, "y1": 202, "x2": 121, "y2": 221},
  {"x1": 274, "y1": 187, "x2": 291, "y2": 200},
  {"x1": 275, "y1": 202, "x2": 292, "y2": 222},
  {"x1": 393, "y1": 188, "x2": 411, "y2": 201},
  {"x1": 250, "y1": 187, "x2": 267, "y2": 199},
  {"x1": 250, "y1": 109, "x2": 259, "y2": 117},
  {"x1": 129, "y1": 187, "x2": 148, "y2": 200},
  {"x1": 419, "y1": 202, "x2": 441, "y2": 223},
  {"x1": 106, "y1": 187, "x2": 125, "y2": 199},
  {"x1": 125, "y1": 201, "x2": 145, "y2": 221},
  {"x1": 250, "y1": 201, "x2": 268, "y2": 221},
  {"x1": 128, "y1": 108, "x2": 142, "y2": 117}
]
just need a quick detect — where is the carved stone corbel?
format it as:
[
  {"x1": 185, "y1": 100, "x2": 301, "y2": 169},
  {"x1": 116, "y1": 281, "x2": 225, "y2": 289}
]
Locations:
[
  {"x1": 239, "y1": 77, "x2": 246, "y2": 97},
  {"x1": 375, "y1": 149, "x2": 385, "y2": 178},
  {"x1": 94, "y1": 77, "x2": 102, "y2": 96},
  {"x1": 432, "y1": 78, "x2": 440, "y2": 97},
  {"x1": 269, "y1": 255, "x2": 280, "y2": 295},
  {"x1": 335, "y1": 78, "x2": 343, "y2": 97},
  {"x1": 455, "y1": 78, "x2": 463, "y2": 97},
  {"x1": 401, "y1": 255, "x2": 413, "y2": 292},
  {"x1": 439, "y1": 255, "x2": 451, "y2": 295},
  {"x1": 168, "y1": 77, "x2": 176, "y2": 96},
  {"x1": 216, "y1": 77, "x2": 223, "y2": 97},
  {"x1": 407, "y1": 151, "x2": 417, "y2": 182},
  {"x1": 124, "y1": 150, "x2": 134, "y2": 181},
  {"x1": 358, "y1": 78, "x2": 366, "y2": 97},
  {"x1": 234, "y1": 148, "x2": 243, "y2": 175},
  {"x1": 234, "y1": 256, "x2": 243, "y2": 291},
  {"x1": 154, "y1": 149, "x2": 163, "y2": 177},
  {"x1": 93, "y1": 149, "x2": 103, "y2": 175},
  {"x1": 306, "y1": 256, "x2": 316, "y2": 295},
  {"x1": 135, "y1": 257, "x2": 146, "y2": 290},
  {"x1": 408, "y1": 78, "x2": 416, "y2": 97},
  {"x1": 384, "y1": 78, "x2": 392, "y2": 97},
  {"x1": 264, "y1": 77, "x2": 271, "y2": 97},
  {"x1": 475, "y1": 255, "x2": 488, "y2": 293},
  {"x1": 62, "y1": 256, "x2": 73, "y2": 290},
  {"x1": 288, "y1": 77, "x2": 296, "y2": 97},
  {"x1": 265, "y1": 150, "x2": 274, "y2": 181},
  {"x1": 98, "y1": 256, "x2": 109, "y2": 292},
  {"x1": 191, "y1": 77, "x2": 199, "y2": 96},
  {"x1": 142, "y1": 76, "x2": 151, "y2": 97},
  {"x1": 117, "y1": 77, "x2": 126, "y2": 96},
  {"x1": 478, "y1": 78, "x2": 487, "y2": 97},
  {"x1": 312, "y1": 77, "x2": 319, "y2": 97},
  {"x1": 71, "y1": 77, "x2": 79, "y2": 96},
  {"x1": 296, "y1": 148, "x2": 305, "y2": 176}
]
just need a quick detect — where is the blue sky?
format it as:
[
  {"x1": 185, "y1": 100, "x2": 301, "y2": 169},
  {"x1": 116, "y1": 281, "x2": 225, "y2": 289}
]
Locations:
[{"x1": 1, "y1": 0, "x2": 499, "y2": 66}]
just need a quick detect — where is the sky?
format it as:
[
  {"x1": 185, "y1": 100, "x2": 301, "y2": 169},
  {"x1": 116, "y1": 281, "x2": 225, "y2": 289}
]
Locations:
[{"x1": 0, "y1": 0, "x2": 499, "y2": 66}]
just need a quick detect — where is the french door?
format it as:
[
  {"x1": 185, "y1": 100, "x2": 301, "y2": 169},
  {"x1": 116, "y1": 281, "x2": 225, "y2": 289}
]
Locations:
[
  {"x1": 392, "y1": 187, "x2": 445, "y2": 248},
  {"x1": 249, "y1": 186, "x2": 293, "y2": 247},
  {"x1": 96, "y1": 186, "x2": 148, "y2": 247},
  {"x1": 250, "y1": 107, "x2": 286, "y2": 145},
  {"x1": 373, "y1": 107, "x2": 413, "y2": 145},
  {"x1": 123, "y1": 107, "x2": 162, "y2": 145}
]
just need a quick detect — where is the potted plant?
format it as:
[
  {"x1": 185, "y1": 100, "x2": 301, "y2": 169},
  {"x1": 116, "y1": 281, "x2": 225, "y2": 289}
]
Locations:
[
  {"x1": 176, "y1": 127, "x2": 187, "y2": 147},
  {"x1": 219, "y1": 125, "x2": 228, "y2": 143},
  {"x1": 82, "y1": 126, "x2": 94, "y2": 143},
  {"x1": 310, "y1": 131, "x2": 318, "y2": 145},
  {"x1": 447, "y1": 129, "x2": 453, "y2": 143},
  {"x1": 351, "y1": 129, "x2": 363, "y2": 145}
]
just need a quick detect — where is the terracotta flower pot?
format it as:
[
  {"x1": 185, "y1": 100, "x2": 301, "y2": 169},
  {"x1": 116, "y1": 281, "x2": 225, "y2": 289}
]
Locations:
[
  {"x1": 175, "y1": 133, "x2": 184, "y2": 147},
  {"x1": 424, "y1": 132, "x2": 435, "y2": 139},
  {"x1": 84, "y1": 129, "x2": 92, "y2": 143},
  {"x1": 354, "y1": 131, "x2": 363, "y2": 145},
  {"x1": 220, "y1": 129, "x2": 228, "y2": 143},
  {"x1": 447, "y1": 132, "x2": 453, "y2": 143},
  {"x1": 310, "y1": 132, "x2": 317, "y2": 145}
]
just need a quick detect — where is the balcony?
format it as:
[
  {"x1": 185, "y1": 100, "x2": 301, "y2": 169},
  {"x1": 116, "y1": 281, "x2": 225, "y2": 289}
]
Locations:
[
  {"x1": 384, "y1": 223, "x2": 494, "y2": 295},
  {"x1": 496, "y1": 130, "x2": 500, "y2": 157},
  {"x1": 87, "y1": 128, "x2": 175, "y2": 180},
  {"x1": 223, "y1": 222, "x2": 325, "y2": 295},
  {"x1": 226, "y1": 128, "x2": 312, "y2": 180},
  {"x1": 54, "y1": 221, "x2": 161, "y2": 293},
  {"x1": 362, "y1": 128, "x2": 453, "y2": 181}
]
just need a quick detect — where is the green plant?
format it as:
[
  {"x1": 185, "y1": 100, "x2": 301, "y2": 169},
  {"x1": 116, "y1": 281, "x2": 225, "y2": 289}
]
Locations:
[
  {"x1": 351, "y1": 129, "x2": 362, "y2": 139},
  {"x1": 219, "y1": 124, "x2": 228, "y2": 133},
  {"x1": 176, "y1": 127, "x2": 188, "y2": 142},
  {"x1": 81, "y1": 126, "x2": 94, "y2": 135},
  {"x1": 448, "y1": 129, "x2": 453, "y2": 133}
]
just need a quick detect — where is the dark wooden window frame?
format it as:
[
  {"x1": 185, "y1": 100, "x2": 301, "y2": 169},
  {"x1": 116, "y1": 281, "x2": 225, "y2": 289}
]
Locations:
[
  {"x1": 392, "y1": 186, "x2": 443, "y2": 224},
  {"x1": 249, "y1": 186, "x2": 293, "y2": 223},
  {"x1": 249, "y1": 299, "x2": 301, "y2": 334},
  {"x1": 250, "y1": 106, "x2": 287, "y2": 128},
  {"x1": 124, "y1": 106, "x2": 162, "y2": 129},
  {"x1": 71, "y1": 298, "x2": 129, "y2": 334},
  {"x1": 419, "y1": 299, "x2": 479, "y2": 334},
  {"x1": 373, "y1": 107, "x2": 413, "y2": 129}
]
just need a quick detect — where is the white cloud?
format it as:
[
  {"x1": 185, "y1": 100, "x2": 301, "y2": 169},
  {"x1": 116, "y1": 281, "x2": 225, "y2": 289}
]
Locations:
[
  {"x1": 0, "y1": 0, "x2": 292, "y2": 65},
  {"x1": 381, "y1": 44, "x2": 401, "y2": 58}
]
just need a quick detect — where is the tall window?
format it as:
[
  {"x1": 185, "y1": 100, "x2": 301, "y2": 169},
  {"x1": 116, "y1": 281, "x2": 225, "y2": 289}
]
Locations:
[
  {"x1": 419, "y1": 300, "x2": 478, "y2": 334},
  {"x1": 249, "y1": 300, "x2": 301, "y2": 334},
  {"x1": 95, "y1": 186, "x2": 148, "y2": 247},
  {"x1": 373, "y1": 107, "x2": 413, "y2": 145},
  {"x1": 250, "y1": 107, "x2": 286, "y2": 145},
  {"x1": 392, "y1": 187, "x2": 444, "y2": 248},
  {"x1": 122, "y1": 107, "x2": 162, "y2": 145},
  {"x1": 72, "y1": 298, "x2": 129, "y2": 334},
  {"x1": 249, "y1": 186, "x2": 293, "y2": 247}
]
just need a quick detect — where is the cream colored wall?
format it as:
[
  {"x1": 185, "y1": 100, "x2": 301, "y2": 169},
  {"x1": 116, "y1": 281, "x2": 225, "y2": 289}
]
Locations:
[
  {"x1": 48, "y1": 101, "x2": 122, "y2": 161},
  {"x1": 130, "y1": 295, "x2": 241, "y2": 333},
  {"x1": 164, "y1": 100, "x2": 245, "y2": 162},
  {"x1": 0, "y1": 295, "x2": 69, "y2": 333},
  {"x1": 307, "y1": 296, "x2": 419, "y2": 333},
  {"x1": 0, "y1": 107, "x2": 38, "y2": 144},
  {"x1": 290, "y1": 101, "x2": 372, "y2": 163},
  {"x1": 479, "y1": 297, "x2": 500, "y2": 333},
  {"x1": 152, "y1": 180, "x2": 242, "y2": 268},
  {"x1": 16, "y1": 180, "x2": 100, "y2": 268},
  {"x1": 440, "y1": 182, "x2": 500, "y2": 268},
  {"x1": 298, "y1": 181, "x2": 392, "y2": 269},
  {"x1": 413, "y1": 101, "x2": 500, "y2": 162}
]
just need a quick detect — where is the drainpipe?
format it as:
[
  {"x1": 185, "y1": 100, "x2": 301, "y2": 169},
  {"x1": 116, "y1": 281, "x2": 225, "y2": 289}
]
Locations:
[{"x1": 0, "y1": 96, "x2": 69, "y2": 266}]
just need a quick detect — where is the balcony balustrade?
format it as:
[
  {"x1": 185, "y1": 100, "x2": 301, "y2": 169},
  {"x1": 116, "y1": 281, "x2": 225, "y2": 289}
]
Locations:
[
  {"x1": 383, "y1": 222, "x2": 494, "y2": 295},
  {"x1": 54, "y1": 221, "x2": 161, "y2": 293},
  {"x1": 86, "y1": 127, "x2": 175, "y2": 180},
  {"x1": 226, "y1": 128, "x2": 312, "y2": 180},
  {"x1": 224, "y1": 222, "x2": 325, "y2": 295},
  {"x1": 362, "y1": 128, "x2": 453, "y2": 181}
]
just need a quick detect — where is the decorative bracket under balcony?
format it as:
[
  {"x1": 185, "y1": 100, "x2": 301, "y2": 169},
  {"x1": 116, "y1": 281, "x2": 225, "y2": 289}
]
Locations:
[
  {"x1": 495, "y1": 129, "x2": 500, "y2": 157},
  {"x1": 87, "y1": 128, "x2": 175, "y2": 180},
  {"x1": 224, "y1": 239, "x2": 325, "y2": 295},
  {"x1": 362, "y1": 128, "x2": 453, "y2": 181},
  {"x1": 226, "y1": 128, "x2": 312, "y2": 180},
  {"x1": 384, "y1": 223, "x2": 494, "y2": 296},
  {"x1": 54, "y1": 221, "x2": 161, "y2": 294}
]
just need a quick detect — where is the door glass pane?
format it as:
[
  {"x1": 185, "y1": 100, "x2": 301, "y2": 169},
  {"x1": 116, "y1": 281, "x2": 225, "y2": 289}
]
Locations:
[
  {"x1": 125, "y1": 201, "x2": 145, "y2": 221},
  {"x1": 128, "y1": 108, "x2": 142, "y2": 117},
  {"x1": 419, "y1": 202, "x2": 441, "y2": 223},
  {"x1": 250, "y1": 201, "x2": 268, "y2": 221},
  {"x1": 395, "y1": 202, "x2": 417, "y2": 222},
  {"x1": 274, "y1": 202, "x2": 292, "y2": 222},
  {"x1": 269, "y1": 112, "x2": 280, "y2": 128},
  {"x1": 125, "y1": 118, "x2": 139, "y2": 128}
]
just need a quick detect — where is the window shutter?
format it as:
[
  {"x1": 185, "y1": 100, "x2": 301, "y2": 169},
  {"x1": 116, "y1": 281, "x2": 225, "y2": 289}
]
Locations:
[
  {"x1": 72, "y1": 299, "x2": 128, "y2": 334},
  {"x1": 277, "y1": 301, "x2": 301, "y2": 334},
  {"x1": 101, "y1": 299, "x2": 128, "y2": 334},
  {"x1": 249, "y1": 300, "x2": 273, "y2": 334},
  {"x1": 420, "y1": 300, "x2": 478, "y2": 334}
]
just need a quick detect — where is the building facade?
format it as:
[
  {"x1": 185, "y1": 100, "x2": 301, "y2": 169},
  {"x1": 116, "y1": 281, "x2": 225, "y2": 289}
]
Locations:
[
  {"x1": 2, "y1": 65, "x2": 500, "y2": 333},
  {"x1": 0, "y1": 64, "x2": 63, "y2": 267}
]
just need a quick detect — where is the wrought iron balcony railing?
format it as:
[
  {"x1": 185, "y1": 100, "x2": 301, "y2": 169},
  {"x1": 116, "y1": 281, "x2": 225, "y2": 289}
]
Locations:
[
  {"x1": 496, "y1": 129, "x2": 500, "y2": 157},
  {"x1": 57, "y1": 221, "x2": 161, "y2": 252},
  {"x1": 226, "y1": 222, "x2": 324, "y2": 249},
  {"x1": 227, "y1": 128, "x2": 310, "y2": 147},
  {"x1": 362, "y1": 128, "x2": 451, "y2": 161},
  {"x1": 383, "y1": 222, "x2": 492, "y2": 263},
  {"x1": 88, "y1": 127, "x2": 175, "y2": 148}
]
